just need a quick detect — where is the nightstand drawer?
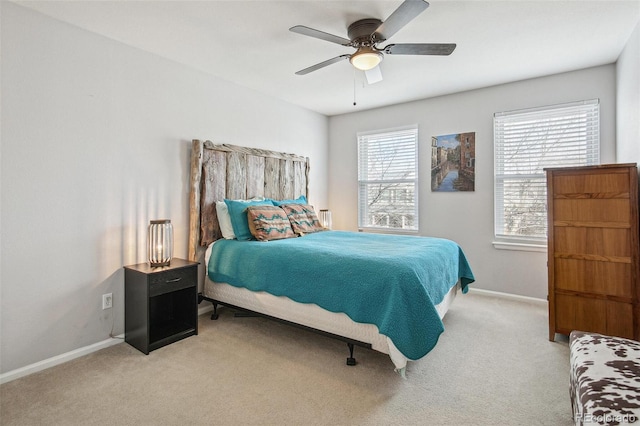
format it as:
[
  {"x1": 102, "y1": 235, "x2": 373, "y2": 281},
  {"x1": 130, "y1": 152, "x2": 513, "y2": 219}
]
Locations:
[{"x1": 149, "y1": 268, "x2": 196, "y2": 297}]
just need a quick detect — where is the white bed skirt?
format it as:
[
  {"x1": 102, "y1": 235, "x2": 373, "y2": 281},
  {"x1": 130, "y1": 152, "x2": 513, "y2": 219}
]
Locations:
[{"x1": 202, "y1": 277, "x2": 458, "y2": 371}]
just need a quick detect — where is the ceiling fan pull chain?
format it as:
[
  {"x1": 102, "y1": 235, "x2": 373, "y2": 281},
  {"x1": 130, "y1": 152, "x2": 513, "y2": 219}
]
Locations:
[{"x1": 353, "y1": 69, "x2": 357, "y2": 106}]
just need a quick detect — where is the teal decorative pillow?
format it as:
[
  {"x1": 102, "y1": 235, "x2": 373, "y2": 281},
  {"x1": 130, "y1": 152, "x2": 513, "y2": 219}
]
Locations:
[
  {"x1": 224, "y1": 199, "x2": 274, "y2": 241},
  {"x1": 281, "y1": 204, "x2": 324, "y2": 235},
  {"x1": 270, "y1": 195, "x2": 307, "y2": 206},
  {"x1": 247, "y1": 205, "x2": 296, "y2": 241}
]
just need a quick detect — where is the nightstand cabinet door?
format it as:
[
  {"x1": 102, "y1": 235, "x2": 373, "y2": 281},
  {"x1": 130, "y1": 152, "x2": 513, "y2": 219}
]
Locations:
[{"x1": 124, "y1": 258, "x2": 198, "y2": 354}]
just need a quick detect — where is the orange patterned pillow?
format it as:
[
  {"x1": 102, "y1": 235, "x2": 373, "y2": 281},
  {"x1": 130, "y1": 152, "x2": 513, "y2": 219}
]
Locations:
[
  {"x1": 246, "y1": 205, "x2": 296, "y2": 241},
  {"x1": 280, "y1": 204, "x2": 324, "y2": 235}
]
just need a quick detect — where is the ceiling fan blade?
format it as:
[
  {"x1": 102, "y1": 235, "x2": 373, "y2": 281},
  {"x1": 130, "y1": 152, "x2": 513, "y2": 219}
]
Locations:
[
  {"x1": 365, "y1": 66, "x2": 383, "y2": 84},
  {"x1": 295, "y1": 55, "x2": 351, "y2": 75},
  {"x1": 374, "y1": 0, "x2": 429, "y2": 42},
  {"x1": 384, "y1": 43, "x2": 456, "y2": 55},
  {"x1": 290, "y1": 25, "x2": 352, "y2": 46}
]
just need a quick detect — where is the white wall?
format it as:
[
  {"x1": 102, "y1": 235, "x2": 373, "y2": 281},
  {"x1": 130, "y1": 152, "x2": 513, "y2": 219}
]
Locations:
[
  {"x1": 329, "y1": 65, "x2": 617, "y2": 300},
  {"x1": 0, "y1": 3, "x2": 328, "y2": 374},
  {"x1": 616, "y1": 21, "x2": 640, "y2": 163}
]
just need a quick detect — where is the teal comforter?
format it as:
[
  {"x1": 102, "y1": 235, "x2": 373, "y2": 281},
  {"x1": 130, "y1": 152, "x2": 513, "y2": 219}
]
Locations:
[{"x1": 208, "y1": 230, "x2": 475, "y2": 360}]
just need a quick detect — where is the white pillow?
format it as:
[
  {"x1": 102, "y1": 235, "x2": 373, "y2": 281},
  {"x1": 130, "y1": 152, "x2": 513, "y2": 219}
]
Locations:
[
  {"x1": 216, "y1": 197, "x2": 265, "y2": 240},
  {"x1": 216, "y1": 201, "x2": 236, "y2": 239}
]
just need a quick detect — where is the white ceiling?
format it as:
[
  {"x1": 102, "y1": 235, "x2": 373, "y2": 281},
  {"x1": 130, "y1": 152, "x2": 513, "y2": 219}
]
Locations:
[{"x1": 14, "y1": 0, "x2": 640, "y2": 116}]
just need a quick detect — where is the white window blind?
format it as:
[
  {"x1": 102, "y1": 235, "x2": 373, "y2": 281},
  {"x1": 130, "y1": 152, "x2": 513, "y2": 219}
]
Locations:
[
  {"x1": 358, "y1": 126, "x2": 418, "y2": 232},
  {"x1": 494, "y1": 99, "x2": 600, "y2": 243}
]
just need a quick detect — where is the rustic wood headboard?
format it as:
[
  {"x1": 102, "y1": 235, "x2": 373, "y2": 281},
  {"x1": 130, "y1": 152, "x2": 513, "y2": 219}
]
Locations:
[{"x1": 188, "y1": 139, "x2": 310, "y2": 262}]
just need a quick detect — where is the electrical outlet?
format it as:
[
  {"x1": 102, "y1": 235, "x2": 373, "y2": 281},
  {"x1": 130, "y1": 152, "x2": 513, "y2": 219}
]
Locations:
[{"x1": 102, "y1": 293, "x2": 113, "y2": 310}]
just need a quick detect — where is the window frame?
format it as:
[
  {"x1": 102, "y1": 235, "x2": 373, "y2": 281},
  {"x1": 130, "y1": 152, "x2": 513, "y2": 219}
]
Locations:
[
  {"x1": 357, "y1": 125, "x2": 419, "y2": 233},
  {"x1": 493, "y1": 99, "x2": 600, "y2": 250}
]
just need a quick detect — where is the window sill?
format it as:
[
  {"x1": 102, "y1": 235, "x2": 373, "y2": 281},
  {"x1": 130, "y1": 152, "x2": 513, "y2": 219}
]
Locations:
[
  {"x1": 492, "y1": 241, "x2": 547, "y2": 253},
  {"x1": 359, "y1": 228, "x2": 419, "y2": 235}
]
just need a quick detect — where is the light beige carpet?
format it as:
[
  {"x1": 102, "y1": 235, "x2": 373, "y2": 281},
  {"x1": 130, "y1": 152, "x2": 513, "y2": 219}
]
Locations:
[{"x1": 0, "y1": 291, "x2": 572, "y2": 425}]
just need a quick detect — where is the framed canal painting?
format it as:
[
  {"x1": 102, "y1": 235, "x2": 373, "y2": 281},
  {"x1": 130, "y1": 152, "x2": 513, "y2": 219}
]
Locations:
[{"x1": 431, "y1": 132, "x2": 475, "y2": 192}]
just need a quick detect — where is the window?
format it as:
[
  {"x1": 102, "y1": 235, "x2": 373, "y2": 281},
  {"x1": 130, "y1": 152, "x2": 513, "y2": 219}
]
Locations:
[
  {"x1": 494, "y1": 99, "x2": 600, "y2": 247},
  {"x1": 358, "y1": 126, "x2": 418, "y2": 232}
]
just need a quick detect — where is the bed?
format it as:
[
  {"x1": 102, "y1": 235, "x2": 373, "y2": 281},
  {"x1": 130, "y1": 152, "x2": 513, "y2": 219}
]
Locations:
[{"x1": 188, "y1": 140, "x2": 475, "y2": 373}]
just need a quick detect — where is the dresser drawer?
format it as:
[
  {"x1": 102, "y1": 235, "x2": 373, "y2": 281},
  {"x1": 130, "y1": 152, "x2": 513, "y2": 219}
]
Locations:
[{"x1": 149, "y1": 267, "x2": 196, "y2": 297}]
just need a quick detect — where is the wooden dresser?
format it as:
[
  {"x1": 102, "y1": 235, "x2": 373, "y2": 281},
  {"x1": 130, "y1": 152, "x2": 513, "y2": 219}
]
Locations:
[{"x1": 546, "y1": 163, "x2": 640, "y2": 341}]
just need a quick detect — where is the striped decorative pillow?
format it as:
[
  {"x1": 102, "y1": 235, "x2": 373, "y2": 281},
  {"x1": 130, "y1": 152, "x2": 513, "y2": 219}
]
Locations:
[
  {"x1": 281, "y1": 204, "x2": 324, "y2": 235},
  {"x1": 246, "y1": 205, "x2": 296, "y2": 241}
]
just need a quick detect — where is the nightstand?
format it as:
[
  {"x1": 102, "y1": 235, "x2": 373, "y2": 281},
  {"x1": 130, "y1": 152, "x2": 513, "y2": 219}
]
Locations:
[{"x1": 124, "y1": 258, "x2": 198, "y2": 354}]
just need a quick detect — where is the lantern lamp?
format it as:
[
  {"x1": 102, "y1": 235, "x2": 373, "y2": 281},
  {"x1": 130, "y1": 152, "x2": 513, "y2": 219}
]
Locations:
[
  {"x1": 318, "y1": 209, "x2": 332, "y2": 230},
  {"x1": 148, "y1": 219, "x2": 173, "y2": 267}
]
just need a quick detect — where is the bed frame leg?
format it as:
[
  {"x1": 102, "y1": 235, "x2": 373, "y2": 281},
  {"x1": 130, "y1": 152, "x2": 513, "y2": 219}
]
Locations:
[
  {"x1": 211, "y1": 302, "x2": 219, "y2": 320},
  {"x1": 346, "y1": 343, "x2": 357, "y2": 366}
]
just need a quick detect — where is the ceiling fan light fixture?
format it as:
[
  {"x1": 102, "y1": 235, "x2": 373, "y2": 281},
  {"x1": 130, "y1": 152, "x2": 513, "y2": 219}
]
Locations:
[{"x1": 349, "y1": 47, "x2": 383, "y2": 71}]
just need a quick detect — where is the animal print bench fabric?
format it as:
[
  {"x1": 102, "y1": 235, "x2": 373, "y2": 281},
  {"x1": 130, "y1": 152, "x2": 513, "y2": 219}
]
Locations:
[{"x1": 570, "y1": 331, "x2": 640, "y2": 425}]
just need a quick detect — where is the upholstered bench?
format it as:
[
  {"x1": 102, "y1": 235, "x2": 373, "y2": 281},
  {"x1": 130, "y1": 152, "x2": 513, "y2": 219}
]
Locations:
[{"x1": 570, "y1": 331, "x2": 640, "y2": 425}]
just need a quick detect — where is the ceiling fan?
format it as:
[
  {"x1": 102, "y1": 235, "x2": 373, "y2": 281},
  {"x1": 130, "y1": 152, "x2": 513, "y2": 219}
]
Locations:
[{"x1": 289, "y1": 0, "x2": 456, "y2": 84}]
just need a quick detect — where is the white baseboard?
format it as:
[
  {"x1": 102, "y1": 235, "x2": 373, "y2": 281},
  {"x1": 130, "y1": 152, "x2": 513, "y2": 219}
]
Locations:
[
  {"x1": 0, "y1": 334, "x2": 125, "y2": 385},
  {"x1": 468, "y1": 287, "x2": 547, "y2": 305},
  {"x1": 198, "y1": 304, "x2": 214, "y2": 316},
  {"x1": 1, "y1": 306, "x2": 215, "y2": 385}
]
